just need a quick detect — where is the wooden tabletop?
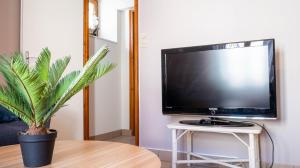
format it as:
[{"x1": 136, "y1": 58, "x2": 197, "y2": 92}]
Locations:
[{"x1": 0, "y1": 141, "x2": 161, "y2": 168}]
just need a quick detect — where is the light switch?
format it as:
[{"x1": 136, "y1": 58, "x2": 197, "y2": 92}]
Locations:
[{"x1": 139, "y1": 33, "x2": 148, "y2": 48}]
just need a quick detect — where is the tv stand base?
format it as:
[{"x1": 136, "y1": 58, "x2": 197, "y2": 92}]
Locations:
[{"x1": 167, "y1": 122, "x2": 262, "y2": 168}]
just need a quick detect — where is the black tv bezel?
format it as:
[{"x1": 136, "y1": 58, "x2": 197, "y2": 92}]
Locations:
[{"x1": 161, "y1": 39, "x2": 277, "y2": 119}]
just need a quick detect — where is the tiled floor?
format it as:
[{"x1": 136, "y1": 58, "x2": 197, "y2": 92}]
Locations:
[
  {"x1": 161, "y1": 161, "x2": 214, "y2": 168},
  {"x1": 98, "y1": 136, "x2": 234, "y2": 168},
  {"x1": 161, "y1": 161, "x2": 229, "y2": 168}
]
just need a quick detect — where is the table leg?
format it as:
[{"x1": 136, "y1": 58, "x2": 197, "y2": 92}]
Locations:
[
  {"x1": 187, "y1": 131, "x2": 192, "y2": 166},
  {"x1": 249, "y1": 134, "x2": 260, "y2": 168},
  {"x1": 172, "y1": 129, "x2": 177, "y2": 168}
]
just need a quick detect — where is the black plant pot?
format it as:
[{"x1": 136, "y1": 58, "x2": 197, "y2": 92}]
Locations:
[{"x1": 18, "y1": 129, "x2": 57, "y2": 167}]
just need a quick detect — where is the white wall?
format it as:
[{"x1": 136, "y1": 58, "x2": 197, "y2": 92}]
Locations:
[
  {"x1": 139, "y1": 0, "x2": 300, "y2": 166},
  {"x1": 120, "y1": 11, "x2": 130, "y2": 129},
  {"x1": 99, "y1": 0, "x2": 133, "y2": 42},
  {"x1": 21, "y1": 0, "x2": 84, "y2": 140},
  {"x1": 89, "y1": 37, "x2": 121, "y2": 136},
  {"x1": 0, "y1": 0, "x2": 20, "y2": 54}
]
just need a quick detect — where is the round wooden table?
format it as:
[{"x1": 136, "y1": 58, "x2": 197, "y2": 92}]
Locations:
[{"x1": 0, "y1": 141, "x2": 161, "y2": 168}]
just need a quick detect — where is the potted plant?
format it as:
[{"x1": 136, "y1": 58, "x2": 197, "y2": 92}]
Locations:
[{"x1": 0, "y1": 46, "x2": 114, "y2": 167}]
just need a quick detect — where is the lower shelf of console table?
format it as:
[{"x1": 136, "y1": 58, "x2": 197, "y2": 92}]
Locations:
[{"x1": 167, "y1": 122, "x2": 262, "y2": 168}]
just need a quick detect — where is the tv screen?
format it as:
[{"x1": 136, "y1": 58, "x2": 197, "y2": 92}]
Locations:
[{"x1": 161, "y1": 39, "x2": 277, "y2": 119}]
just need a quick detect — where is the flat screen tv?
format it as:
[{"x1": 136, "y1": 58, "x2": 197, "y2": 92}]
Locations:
[{"x1": 161, "y1": 39, "x2": 277, "y2": 119}]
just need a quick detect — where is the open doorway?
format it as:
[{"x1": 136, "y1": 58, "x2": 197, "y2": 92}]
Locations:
[{"x1": 83, "y1": 0, "x2": 139, "y2": 145}]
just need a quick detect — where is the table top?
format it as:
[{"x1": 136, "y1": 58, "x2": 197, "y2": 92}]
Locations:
[
  {"x1": 0, "y1": 141, "x2": 161, "y2": 168},
  {"x1": 167, "y1": 122, "x2": 262, "y2": 134}
]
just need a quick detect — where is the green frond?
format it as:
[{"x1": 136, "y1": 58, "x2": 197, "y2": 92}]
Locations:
[
  {"x1": 0, "y1": 53, "x2": 47, "y2": 126},
  {"x1": 38, "y1": 71, "x2": 80, "y2": 123},
  {"x1": 43, "y1": 46, "x2": 111, "y2": 122},
  {"x1": 0, "y1": 56, "x2": 19, "y2": 89},
  {"x1": 50, "y1": 71, "x2": 80, "y2": 105},
  {"x1": 10, "y1": 54, "x2": 47, "y2": 110},
  {"x1": 0, "y1": 46, "x2": 114, "y2": 128},
  {"x1": 36, "y1": 57, "x2": 71, "y2": 121},
  {"x1": 0, "y1": 55, "x2": 34, "y2": 114},
  {"x1": 85, "y1": 63, "x2": 116, "y2": 87},
  {"x1": 63, "y1": 63, "x2": 115, "y2": 102},
  {"x1": 35, "y1": 48, "x2": 51, "y2": 82},
  {"x1": 0, "y1": 87, "x2": 33, "y2": 125},
  {"x1": 49, "y1": 56, "x2": 71, "y2": 87}
]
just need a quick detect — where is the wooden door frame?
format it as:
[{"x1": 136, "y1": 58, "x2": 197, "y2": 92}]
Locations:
[
  {"x1": 129, "y1": 10, "x2": 135, "y2": 136},
  {"x1": 133, "y1": 1, "x2": 139, "y2": 145},
  {"x1": 83, "y1": 0, "x2": 140, "y2": 146},
  {"x1": 83, "y1": 0, "x2": 90, "y2": 141}
]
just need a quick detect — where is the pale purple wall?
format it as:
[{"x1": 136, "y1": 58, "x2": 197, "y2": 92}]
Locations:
[
  {"x1": 0, "y1": 0, "x2": 20, "y2": 54},
  {"x1": 0, "y1": 0, "x2": 20, "y2": 86},
  {"x1": 139, "y1": 0, "x2": 300, "y2": 166}
]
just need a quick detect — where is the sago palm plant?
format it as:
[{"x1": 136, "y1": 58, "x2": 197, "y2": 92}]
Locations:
[{"x1": 0, "y1": 46, "x2": 114, "y2": 135}]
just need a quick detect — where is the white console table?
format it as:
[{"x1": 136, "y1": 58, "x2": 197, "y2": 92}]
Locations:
[{"x1": 167, "y1": 122, "x2": 262, "y2": 168}]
